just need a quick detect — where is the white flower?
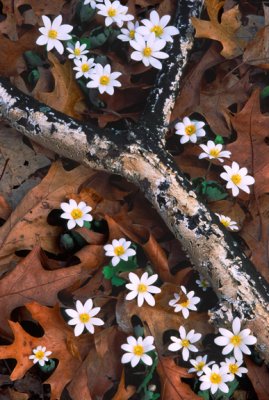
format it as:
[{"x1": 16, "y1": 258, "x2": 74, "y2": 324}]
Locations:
[
  {"x1": 66, "y1": 41, "x2": 89, "y2": 59},
  {"x1": 216, "y1": 213, "x2": 239, "y2": 231},
  {"x1": 118, "y1": 21, "x2": 140, "y2": 42},
  {"x1": 73, "y1": 56, "x2": 95, "y2": 79},
  {"x1": 29, "y1": 346, "x2": 52, "y2": 367},
  {"x1": 84, "y1": 0, "x2": 103, "y2": 9},
  {"x1": 168, "y1": 326, "x2": 201, "y2": 361},
  {"x1": 36, "y1": 15, "x2": 73, "y2": 55},
  {"x1": 195, "y1": 274, "x2": 210, "y2": 291},
  {"x1": 96, "y1": 0, "x2": 134, "y2": 28},
  {"x1": 168, "y1": 285, "x2": 200, "y2": 319},
  {"x1": 220, "y1": 161, "x2": 255, "y2": 197},
  {"x1": 199, "y1": 364, "x2": 233, "y2": 394},
  {"x1": 121, "y1": 335, "x2": 155, "y2": 367},
  {"x1": 87, "y1": 63, "x2": 121, "y2": 95},
  {"x1": 65, "y1": 299, "x2": 104, "y2": 336},
  {"x1": 136, "y1": 10, "x2": 179, "y2": 42},
  {"x1": 199, "y1": 140, "x2": 231, "y2": 162},
  {"x1": 220, "y1": 357, "x2": 248, "y2": 377},
  {"x1": 130, "y1": 32, "x2": 168, "y2": 70},
  {"x1": 188, "y1": 355, "x2": 214, "y2": 376},
  {"x1": 104, "y1": 238, "x2": 136, "y2": 266},
  {"x1": 214, "y1": 317, "x2": 257, "y2": 360},
  {"x1": 175, "y1": 117, "x2": 206, "y2": 144},
  {"x1": 125, "y1": 272, "x2": 161, "y2": 307},
  {"x1": 60, "y1": 199, "x2": 93, "y2": 230}
]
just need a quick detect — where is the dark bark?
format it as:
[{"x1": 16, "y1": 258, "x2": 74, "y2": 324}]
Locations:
[{"x1": 1, "y1": 0, "x2": 269, "y2": 362}]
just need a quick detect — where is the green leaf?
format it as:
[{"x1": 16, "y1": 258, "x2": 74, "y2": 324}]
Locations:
[
  {"x1": 88, "y1": 26, "x2": 111, "y2": 48},
  {"x1": 137, "y1": 355, "x2": 158, "y2": 394},
  {"x1": 134, "y1": 324, "x2": 144, "y2": 338},
  {"x1": 202, "y1": 180, "x2": 228, "y2": 201},
  {"x1": 103, "y1": 265, "x2": 115, "y2": 279},
  {"x1": 39, "y1": 359, "x2": 56, "y2": 373},
  {"x1": 24, "y1": 51, "x2": 43, "y2": 68},
  {"x1": 261, "y1": 86, "x2": 269, "y2": 99},
  {"x1": 214, "y1": 135, "x2": 224, "y2": 144},
  {"x1": 60, "y1": 234, "x2": 75, "y2": 251},
  {"x1": 70, "y1": 231, "x2": 87, "y2": 247},
  {"x1": 83, "y1": 221, "x2": 91, "y2": 229},
  {"x1": 27, "y1": 69, "x2": 40, "y2": 85},
  {"x1": 197, "y1": 389, "x2": 210, "y2": 400},
  {"x1": 80, "y1": 4, "x2": 96, "y2": 23},
  {"x1": 111, "y1": 275, "x2": 126, "y2": 286}
]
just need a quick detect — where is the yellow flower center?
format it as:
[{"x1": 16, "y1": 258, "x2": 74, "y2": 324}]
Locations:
[
  {"x1": 180, "y1": 299, "x2": 190, "y2": 308},
  {"x1": 181, "y1": 339, "x2": 190, "y2": 347},
  {"x1": 143, "y1": 46, "x2": 152, "y2": 57},
  {"x1": 79, "y1": 313, "x2": 90, "y2": 323},
  {"x1": 71, "y1": 208, "x2": 83, "y2": 219},
  {"x1": 185, "y1": 125, "x2": 196, "y2": 136},
  {"x1": 48, "y1": 29, "x2": 58, "y2": 39},
  {"x1": 231, "y1": 174, "x2": 242, "y2": 185},
  {"x1": 210, "y1": 372, "x2": 222, "y2": 384},
  {"x1": 151, "y1": 25, "x2": 164, "y2": 37},
  {"x1": 81, "y1": 63, "x2": 90, "y2": 73},
  {"x1": 108, "y1": 7, "x2": 116, "y2": 17},
  {"x1": 35, "y1": 350, "x2": 45, "y2": 360},
  {"x1": 100, "y1": 75, "x2": 110, "y2": 85},
  {"x1": 196, "y1": 361, "x2": 205, "y2": 371},
  {"x1": 229, "y1": 363, "x2": 239, "y2": 374},
  {"x1": 114, "y1": 245, "x2": 125, "y2": 256},
  {"x1": 230, "y1": 335, "x2": 242, "y2": 346},
  {"x1": 74, "y1": 48, "x2": 81, "y2": 56},
  {"x1": 209, "y1": 148, "x2": 221, "y2": 157},
  {"x1": 138, "y1": 283, "x2": 148, "y2": 293},
  {"x1": 133, "y1": 345, "x2": 144, "y2": 356},
  {"x1": 220, "y1": 218, "x2": 230, "y2": 227},
  {"x1": 129, "y1": 30, "x2": 135, "y2": 39}
]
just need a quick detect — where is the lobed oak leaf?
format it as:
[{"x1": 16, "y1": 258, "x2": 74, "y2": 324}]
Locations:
[
  {"x1": 33, "y1": 53, "x2": 87, "y2": 120},
  {"x1": 0, "y1": 246, "x2": 85, "y2": 335},
  {"x1": 191, "y1": 0, "x2": 245, "y2": 59},
  {"x1": 245, "y1": 357, "x2": 269, "y2": 400},
  {"x1": 111, "y1": 370, "x2": 136, "y2": 400},
  {"x1": 0, "y1": 161, "x2": 95, "y2": 271},
  {"x1": 157, "y1": 357, "x2": 202, "y2": 400},
  {"x1": 0, "y1": 301, "x2": 92, "y2": 400}
]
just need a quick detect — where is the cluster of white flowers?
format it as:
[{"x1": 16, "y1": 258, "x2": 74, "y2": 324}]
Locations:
[
  {"x1": 118, "y1": 10, "x2": 179, "y2": 69},
  {"x1": 36, "y1": 15, "x2": 122, "y2": 95},
  {"x1": 175, "y1": 116, "x2": 255, "y2": 202},
  {"x1": 183, "y1": 317, "x2": 257, "y2": 395}
]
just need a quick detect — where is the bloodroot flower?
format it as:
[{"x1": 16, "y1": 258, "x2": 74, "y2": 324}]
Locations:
[
  {"x1": 104, "y1": 238, "x2": 136, "y2": 266},
  {"x1": 67, "y1": 41, "x2": 89, "y2": 59},
  {"x1": 29, "y1": 346, "x2": 52, "y2": 366},
  {"x1": 199, "y1": 364, "x2": 233, "y2": 394},
  {"x1": 168, "y1": 326, "x2": 201, "y2": 361},
  {"x1": 188, "y1": 355, "x2": 214, "y2": 376},
  {"x1": 195, "y1": 274, "x2": 210, "y2": 291},
  {"x1": 136, "y1": 10, "x2": 179, "y2": 42},
  {"x1": 60, "y1": 199, "x2": 93, "y2": 230},
  {"x1": 220, "y1": 161, "x2": 255, "y2": 197},
  {"x1": 199, "y1": 140, "x2": 231, "y2": 162},
  {"x1": 214, "y1": 317, "x2": 257, "y2": 360},
  {"x1": 36, "y1": 15, "x2": 73, "y2": 54},
  {"x1": 121, "y1": 335, "x2": 155, "y2": 367},
  {"x1": 168, "y1": 285, "x2": 200, "y2": 319},
  {"x1": 130, "y1": 32, "x2": 168, "y2": 69},
  {"x1": 220, "y1": 357, "x2": 248, "y2": 377},
  {"x1": 215, "y1": 213, "x2": 239, "y2": 231},
  {"x1": 65, "y1": 299, "x2": 104, "y2": 336},
  {"x1": 125, "y1": 272, "x2": 161, "y2": 307},
  {"x1": 175, "y1": 117, "x2": 206, "y2": 144},
  {"x1": 87, "y1": 63, "x2": 122, "y2": 95}
]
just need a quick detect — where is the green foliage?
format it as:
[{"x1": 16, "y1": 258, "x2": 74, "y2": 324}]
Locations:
[
  {"x1": 261, "y1": 86, "x2": 269, "y2": 99},
  {"x1": 192, "y1": 178, "x2": 228, "y2": 202},
  {"x1": 28, "y1": 69, "x2": 40, "y2": 85},
  {"x1": 80, "y1": 4, "x2": 96, "y2": 23},
  {"x1": 214, "y1": 135, "x2": 224, "y2": 145},
  {"x1": 39, "y1": 359, "x2": 56, "y2": 373},
  {"x1": 198, "y1": 378, "x2": 239, "y2": 400},
  {"x1": 24, "y1": 51, "x2": 43, "y2": 68},
  {"x1": 102, "y1": 255, "x2": 137, "y2": 286},
  {"x1": 88, "y1": 26, "x2": 112, "y2": 48},
  {"x1": 137, "y1": 355, "x2": 159, "y2": 399}
]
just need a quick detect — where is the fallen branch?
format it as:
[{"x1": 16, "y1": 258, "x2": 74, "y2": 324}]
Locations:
[{"x1": 1, "y1": 0, "x2": 269, "y2": 363}]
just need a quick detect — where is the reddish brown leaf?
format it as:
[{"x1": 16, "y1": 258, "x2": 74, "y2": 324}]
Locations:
[
  {"x1": 157, "y1": 357, "x2": 202, "y2": 400},
  {"x1": 112, "y1": 370, "x2": 136, "y2": 400},
  {"x1": 245, "y1": 357, "x2": 269, "y2": 400}
]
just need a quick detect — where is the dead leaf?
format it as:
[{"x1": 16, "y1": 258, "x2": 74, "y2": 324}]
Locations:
[
  {"x1": 245, "y1": 357, "x2": 269, "y2": 400},
  {"x1": 33, "y1": 52, "x2": 87, "y2": 119},
  {"x1": 0, "y1": 161, "x2": 95, "y2": 271},
  {"x1": 112, "y1": 370, "x2": 136, "y2": 400},
  {"x1": 0, "y1": 246, "x2": 85, "y2": 334},
  {"x1": 191, "y1": 0, "x2": 244, "y2": 58},
  {"x1": 157, "y1": 357, "x2": 202, "y2": 400}
]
